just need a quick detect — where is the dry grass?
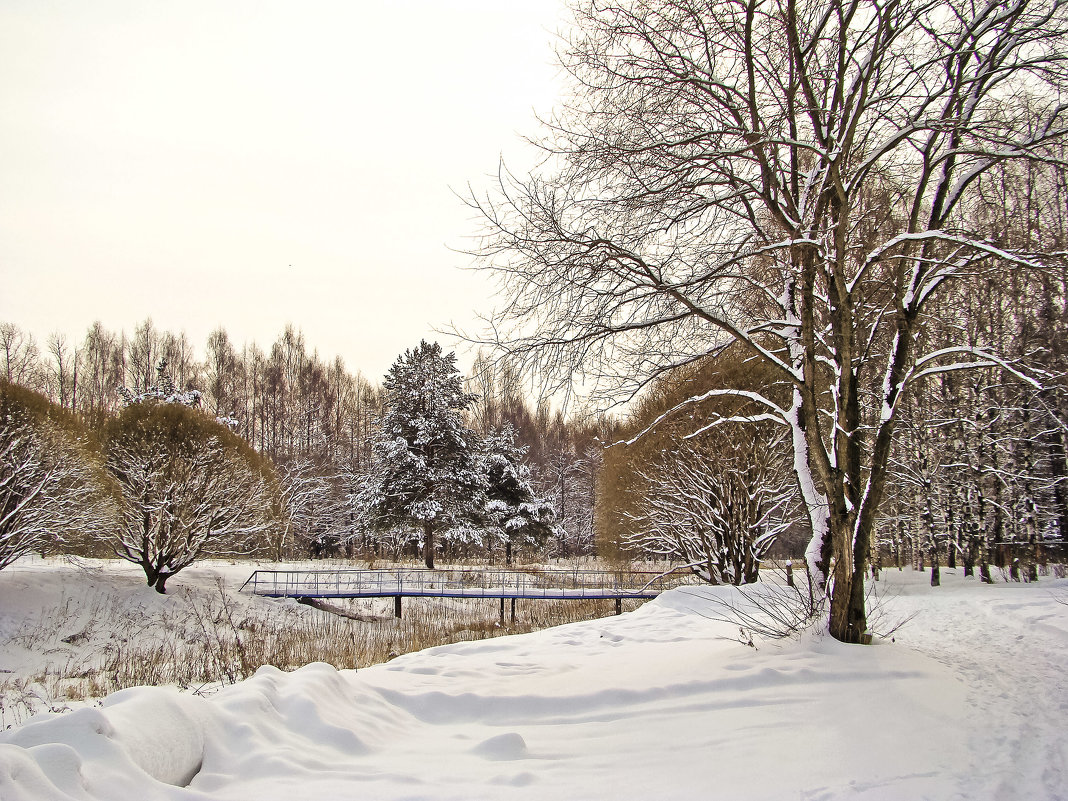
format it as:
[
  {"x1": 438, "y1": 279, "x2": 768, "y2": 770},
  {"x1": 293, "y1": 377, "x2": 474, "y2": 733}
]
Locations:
[{"x1": 0, "y1": 575, "x2": 645, "y2": 728}]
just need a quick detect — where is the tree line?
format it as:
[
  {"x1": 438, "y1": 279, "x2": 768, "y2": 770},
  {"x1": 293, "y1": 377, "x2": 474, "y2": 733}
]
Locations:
[
  {"x1": 0, "y1": 319, "x2": 381, "y2": 464},
  {"x1": 0, "y1": 320, "x2": 607, "y2": 591},
  {"x1": 5, "y1": 271, "x2": 1063, "y2": 598}
]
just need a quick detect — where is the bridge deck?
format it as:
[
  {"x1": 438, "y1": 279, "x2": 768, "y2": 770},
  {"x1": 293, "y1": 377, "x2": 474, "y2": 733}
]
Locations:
[{"x1": 240, "y1": 567, "x2": 692, "y2": 601}]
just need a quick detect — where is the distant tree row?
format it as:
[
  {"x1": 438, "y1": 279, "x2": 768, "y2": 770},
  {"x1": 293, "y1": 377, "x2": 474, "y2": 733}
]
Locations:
[
  {"x1": 598, "y1": 157, "x2": 1068, "y2": 584},
  {"x1": 0, "y1": 321, "x2": 602, "y2": 576},
  {"x1": 879, "y1": 155, "x2": 1068, "y2": 582},
  {"x1": 0, "y1": 319, "x2": 382, "y2": 466}
]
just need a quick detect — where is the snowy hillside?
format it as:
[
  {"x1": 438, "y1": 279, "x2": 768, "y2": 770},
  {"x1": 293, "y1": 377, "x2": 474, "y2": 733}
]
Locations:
[{"x1": 1, "y1": 568, "x2": 1066, "y2": 800}]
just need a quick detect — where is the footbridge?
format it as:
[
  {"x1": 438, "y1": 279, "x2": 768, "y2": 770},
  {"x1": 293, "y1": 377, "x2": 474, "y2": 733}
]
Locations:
[{"x1": 240, "y1": 567, "x2": 694, "y2": 617}]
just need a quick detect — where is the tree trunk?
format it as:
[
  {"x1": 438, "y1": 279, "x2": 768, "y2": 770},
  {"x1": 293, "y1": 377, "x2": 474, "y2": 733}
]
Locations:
[
  {"x1": 945, "y1": 497, "x2": 957, "y2": 570},
  {"x1": 154, "y1": 573, "x2": 170, "y2": 594},
  {"x1": 1046, "y1": 427, "x2": 1068, "y2": 540},
  {"x1": 142, "y1": 559, "x2": 161, "y2": 590},
  {"x1": 423, "y1": 520, "x2": 435, "y2": 569},
  {"x1": 826, "y1": 563, "x2": 869, "y2": 643},
  {"x1": 828, "y1": 516, "x2": 868, "y2": 643}
]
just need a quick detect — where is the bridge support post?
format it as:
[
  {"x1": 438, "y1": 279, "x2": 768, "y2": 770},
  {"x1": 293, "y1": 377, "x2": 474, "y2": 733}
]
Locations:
[
  {"x1": 394, "y1": 596, "x2": 402, "y2": 619},
  {"x1": 499, "y1": 598, "x2": 506, "y2": 626},
  {"x1": 511, "y1": 597, "x2": 516, "y2": 624},
  {"x1": 615, "y1": 598, "x2": 622, "y2": 615}
]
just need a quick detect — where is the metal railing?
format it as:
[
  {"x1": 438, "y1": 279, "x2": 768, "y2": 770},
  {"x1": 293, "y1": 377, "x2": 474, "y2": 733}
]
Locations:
[{"x1": 239, "y1": 567, "x2": 695, "y2": 600}]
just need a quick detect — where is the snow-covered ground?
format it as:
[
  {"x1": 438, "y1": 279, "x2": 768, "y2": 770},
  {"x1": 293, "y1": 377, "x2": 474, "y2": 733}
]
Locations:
[
  {"x1": 0, "y1": 557, "x2": 650, "y2": 730},
  {"x1": 0, "y1": 564, "x2": 1065, "y2": 800},
  {"x1": 0, "y1": 558, "x2": 335, "y2": 726}
]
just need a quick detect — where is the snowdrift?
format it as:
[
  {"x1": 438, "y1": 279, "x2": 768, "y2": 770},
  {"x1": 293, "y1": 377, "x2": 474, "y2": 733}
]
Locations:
[{"x1": 1, "y1": 570, "x2": 1066, "y2": 800}]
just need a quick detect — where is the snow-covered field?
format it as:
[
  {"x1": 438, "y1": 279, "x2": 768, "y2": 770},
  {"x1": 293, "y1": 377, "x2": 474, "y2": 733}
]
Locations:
[
  {"x1": 1, "y1": 563, "x2": 1066, "y2": 800},
  {"x1": 0, "y1": 557, "x2": 646, "y2": 730}
]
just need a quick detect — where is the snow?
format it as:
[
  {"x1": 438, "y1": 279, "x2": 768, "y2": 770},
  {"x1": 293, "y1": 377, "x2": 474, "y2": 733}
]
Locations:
[{"x1": 1, "y1": 563, "x2": 1066, "y2": 799}]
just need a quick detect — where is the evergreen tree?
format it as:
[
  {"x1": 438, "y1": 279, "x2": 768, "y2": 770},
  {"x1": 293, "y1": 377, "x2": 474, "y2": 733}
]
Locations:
[
  {"x1": 481, "y1": 425, "x2": 557, "y2": 564},
  {"x1": 119, "y1": 358, "x2": 202, "y2": 408},
  {"x1": 363, "y1": 341, "x2": 483, "y2": 568}
]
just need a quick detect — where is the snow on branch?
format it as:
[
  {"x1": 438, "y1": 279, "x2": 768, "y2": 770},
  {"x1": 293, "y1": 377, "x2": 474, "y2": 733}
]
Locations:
[{"x1": 612, "y1": 388, "x2": 789, "y2": 448}]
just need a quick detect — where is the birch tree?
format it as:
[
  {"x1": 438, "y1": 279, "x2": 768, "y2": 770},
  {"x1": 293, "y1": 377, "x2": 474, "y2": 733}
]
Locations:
[{"x1": 468, "y1": 0, "x2": 1068, "y2": 641}]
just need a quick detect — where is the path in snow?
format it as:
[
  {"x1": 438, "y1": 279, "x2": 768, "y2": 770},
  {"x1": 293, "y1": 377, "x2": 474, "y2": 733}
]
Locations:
[{"x1": 888, "y1": 572, "x2": 1068, "y2": 800}]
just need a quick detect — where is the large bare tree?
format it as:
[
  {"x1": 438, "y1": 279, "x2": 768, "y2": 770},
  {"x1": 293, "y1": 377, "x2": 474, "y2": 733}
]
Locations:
[{"x1": 468, "y1": 0, "x2": 1068, "y2": 641}]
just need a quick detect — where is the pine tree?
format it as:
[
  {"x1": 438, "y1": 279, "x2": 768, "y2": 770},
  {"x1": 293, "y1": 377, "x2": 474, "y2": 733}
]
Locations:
[
  {"x1": 118, "y1": 358, "x2": 202, "y2": 408},
  {"x1": 363, "y1": 341, "x2": 483, "y2": 568},
  {"x1": 481, "y1": 425, "x2": 557, "y2": 564}
]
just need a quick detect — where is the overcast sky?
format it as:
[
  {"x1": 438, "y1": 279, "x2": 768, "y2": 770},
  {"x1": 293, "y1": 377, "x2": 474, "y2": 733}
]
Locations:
[{"x1": 0, "y1": 0, "x2": 568, "y2": 380}]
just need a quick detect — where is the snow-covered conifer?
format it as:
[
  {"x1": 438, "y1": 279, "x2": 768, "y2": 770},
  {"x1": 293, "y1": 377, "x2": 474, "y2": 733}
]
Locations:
[
  {"x1": 362, "y1": 341, "x2": 484, "y2": 568},
  {"x1": 481, "y1": 425, "x2": 557, "y2": 563},
  {"x1": 119, "y1": 358, "x2": 202, "y2": 408}
]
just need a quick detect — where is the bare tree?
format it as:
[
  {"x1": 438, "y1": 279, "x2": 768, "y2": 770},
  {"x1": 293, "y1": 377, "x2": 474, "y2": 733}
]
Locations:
[
  {"x1": 204, "y1": 327, "x2": 240, "y2": 419},
  {"x1": 467, "y1": 0, "x2": 1067, "y2": 641},
  {"x1": 79, "y1": 321, "x2": 125, "y2": 426},
  {"x1": 0, "y1": 382, "x2": 114, "y2": 569},
  {"x1": 104, "y1": 402, "x2": 273, "y2": 593},
  {"x1": 127, "y1": 318, "x2": 161, "y2": 394},
  {"x1": 624, "y1": 432, "x2": 794, "y2": 584},
  {"x1": 0, "y1": 323, "x2": 42, "y2": 391},
  {"x1": 46, "y1": 333, "x2": 79, "y2": 412},
  {"x1": 273, "y1": 457, "x2": 337, "y2": 560}
]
